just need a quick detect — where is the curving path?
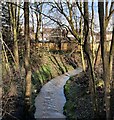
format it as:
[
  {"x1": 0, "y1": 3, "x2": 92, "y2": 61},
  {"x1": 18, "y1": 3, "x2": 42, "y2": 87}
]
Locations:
[{"x1": 34, "y1": 68, "x2": 82, "y2": 119}]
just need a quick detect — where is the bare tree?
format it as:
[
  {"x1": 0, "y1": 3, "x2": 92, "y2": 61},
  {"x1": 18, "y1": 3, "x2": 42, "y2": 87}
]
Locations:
[
  {"x1": 98, "y1": 1, "x2": 114, "y2": 119},
  {"x1": 79, "y1": 1, "x2": 86, "y2": 71},
  {"x1": 8, "y1": 3, "x2": 20, "y2": 71},
  {"x1": 34, "y1": 2, "x2": 43, "y2": 41},
  {"x1": 24, "y1": 2, "x2": 31, "y2": 108}
]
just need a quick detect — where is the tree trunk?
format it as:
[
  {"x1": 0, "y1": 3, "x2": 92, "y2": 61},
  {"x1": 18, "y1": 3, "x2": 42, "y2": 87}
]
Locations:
[
  {"x1": 83, "y1": 1, "x2": 97, "y2": 116},
  {"x1": 9, "y1": 3, "x2": 19, "y2": 71},
  {"x1": 98, "y1": 2, "x2": 112, "y2": 119},
  {"x1": 24, "y1": 2, "x2": 31, "y2": 106},
  {"x1": 91, "y1": 1, "x2": 95, "y2": 67},
  {"x1": 110, "y1": 26, "x2": 114, "y2": 119},
  {"x1": 35, "y1": 3, "x2": 42, "y2": 41},
  {"x1": 80, "y1": 1, "x2": 86, "y2": 71},
  {"x1": 35, "y1": 7, "x2": 39, "y2": 41},
  {"x1": 31, "y1": 8, "x2": 34, "y2": 33}
]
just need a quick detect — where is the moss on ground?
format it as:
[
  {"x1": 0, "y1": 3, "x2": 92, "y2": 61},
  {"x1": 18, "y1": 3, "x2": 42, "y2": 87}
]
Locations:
[
  {"x1": 30, "y1": 52, "x2": 75, "y2": 120},
  {"x1": 63, "y1": 72, "x2": 94, "y2": 120},
  {"x1": 63, "y1": 70, "x2": 112, "y2": 119}
]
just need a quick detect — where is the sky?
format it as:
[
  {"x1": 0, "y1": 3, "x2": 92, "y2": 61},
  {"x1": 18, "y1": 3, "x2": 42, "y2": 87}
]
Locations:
[{"x1": 19, "y1": 1, "x2": 113, "y2": 32}]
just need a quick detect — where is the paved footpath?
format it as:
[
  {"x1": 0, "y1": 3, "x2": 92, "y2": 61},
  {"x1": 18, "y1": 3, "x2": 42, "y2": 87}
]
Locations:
[{"x1": 34, "y1": 68, "x2": 82, "y2": 119}]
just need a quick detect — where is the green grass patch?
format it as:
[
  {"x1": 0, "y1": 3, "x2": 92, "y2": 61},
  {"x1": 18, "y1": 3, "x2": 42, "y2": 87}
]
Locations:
[{"x1": 63, "y1": 72, "x2": 94, "y2": 120}]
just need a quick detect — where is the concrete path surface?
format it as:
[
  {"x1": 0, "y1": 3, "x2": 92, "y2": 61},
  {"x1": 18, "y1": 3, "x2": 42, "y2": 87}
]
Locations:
[{"x1": 34, "y1": 68, "x2": 82, "y2": 119}]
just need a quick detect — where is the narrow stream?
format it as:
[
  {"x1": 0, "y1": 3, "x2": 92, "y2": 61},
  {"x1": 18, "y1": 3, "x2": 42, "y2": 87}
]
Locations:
[{"x1": 34, "y1": 68, "x2": 82, "y2": 119}]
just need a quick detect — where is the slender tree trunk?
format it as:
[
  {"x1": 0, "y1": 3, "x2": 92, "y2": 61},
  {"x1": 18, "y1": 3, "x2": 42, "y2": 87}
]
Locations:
[
  {"x1": 83, "y1": 1, "x2": 97, "y2": 116},
  {"x1": 39, "y1": 3, "x2": 42, "y2": 40},
  {"x1": 24, "y1": 2, "x2": 31, "y2": 106},
  {"x1": 35, "y1": 8, "x2": 39, "y2": 41},
  {"x1": 110, "y1": 26, "x2": 114, "y2": 119},
  {"x1": 98, "y1": 2, "x2": 111, "y2": 119},
  {"x1": 13, "y1": 20, "x2": 19, "y2": 70},
  {"x1": 94, "y1": 43, "x2": 100, "y2": 68},
  {"x1": 31, "y1": 8, "x2": 34, "y2": 33},
  {"x1": 91, "y1": 1, "x2": 95, "y2": 67},
  {"x1": 109, "y1": 26, "x2": 114, "y2": 86},
  {"x1": 35, "y1": 3, "x2": 42, "y2": 41},
  {"x1": 17, "y1": 2, "x2": 20, "y2": 35},
  {"x1": 80, "y1": 1, "x2": 86, "y2": 71},
  {"x1": 9, "y1": 3, "x2": 19, "y2": 71},
  {"x1": 2, "y1": 42, "x2": 11, "y2": 74}
]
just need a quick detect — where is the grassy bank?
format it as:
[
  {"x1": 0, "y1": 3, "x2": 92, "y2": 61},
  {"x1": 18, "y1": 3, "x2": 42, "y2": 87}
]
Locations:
[
  {"x1": 63, "y1": 69, "x2": 110, "y2": 120},
  {"x1": 63, "y1": 72, "x2": 94, "y2": 120},
  {"x1": 2, "y1": 49, "x2": 81, "y2": 120}
]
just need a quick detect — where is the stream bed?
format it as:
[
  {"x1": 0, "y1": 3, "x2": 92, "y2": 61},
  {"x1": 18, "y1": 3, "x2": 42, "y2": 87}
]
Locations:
[{"x1": 34, "y1": 68, "x2": 82, "y2": 119}]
